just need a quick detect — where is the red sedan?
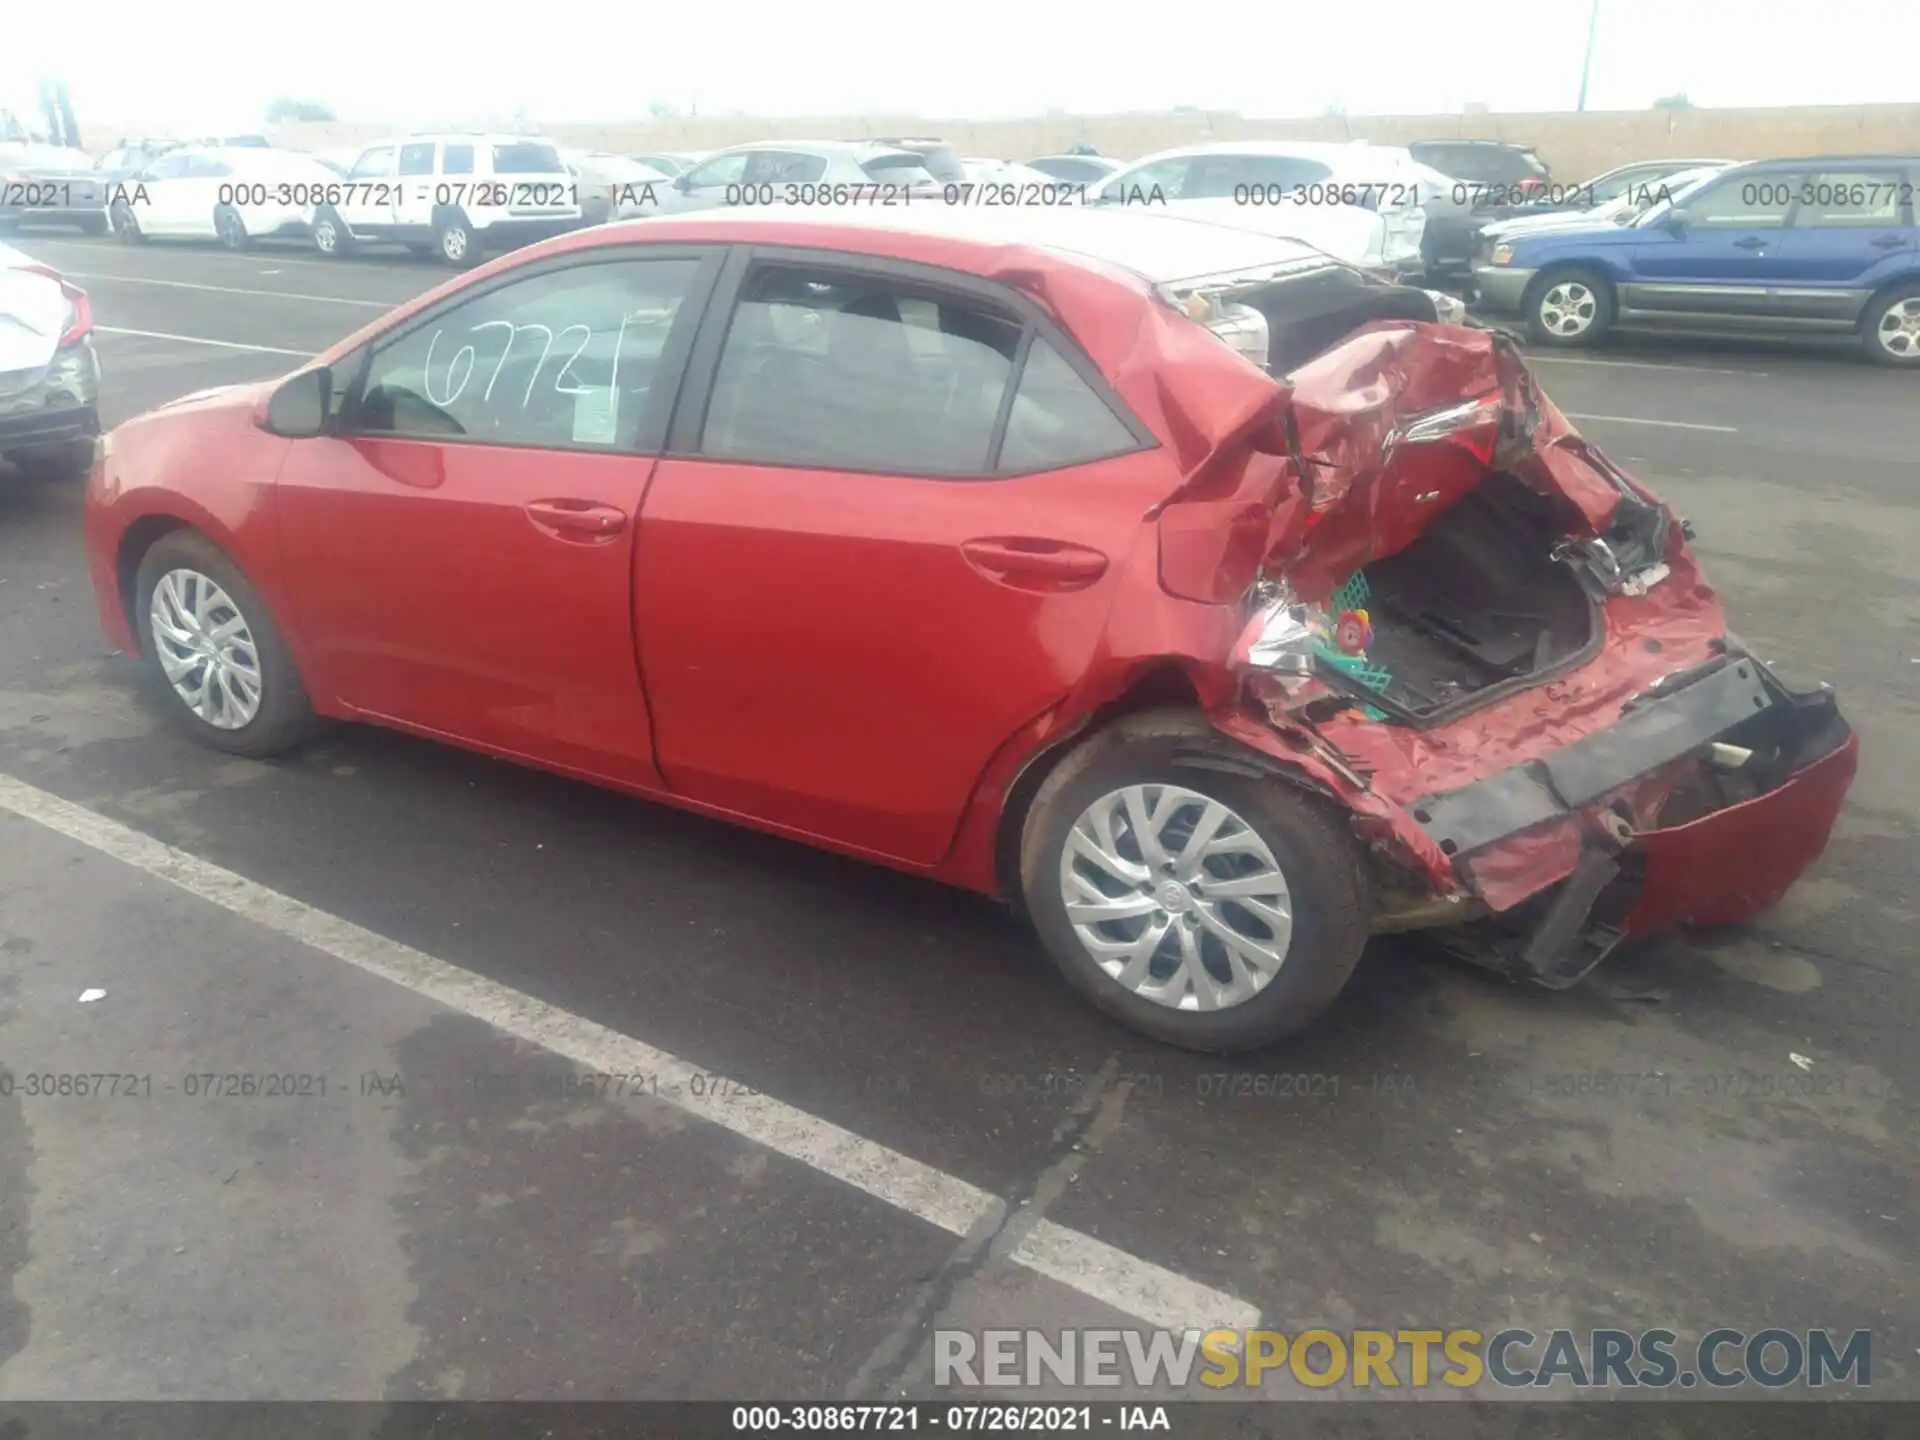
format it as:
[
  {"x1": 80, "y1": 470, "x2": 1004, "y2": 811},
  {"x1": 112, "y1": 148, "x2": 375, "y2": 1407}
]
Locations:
[{"x1": 81, "y1": 206, "x2": 1857, "y2": 1052}]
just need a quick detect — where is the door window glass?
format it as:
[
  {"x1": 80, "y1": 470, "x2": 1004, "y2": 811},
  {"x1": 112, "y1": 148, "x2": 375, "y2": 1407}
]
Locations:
[
  {"x1": 1791, "y1": 171, "x2": 1907, "y2": 227},
  {"x1": 1687, "y1": 175, "x2": 1797, "y2": 228},
  {"x1": 700, "y1": 265, "x2": 1022, "y2": 475},
  {"x1": 351, "y1": 147, "x2": 396, "y2": 180},
  {"x1": 398, "y1": 143, "x2": 436, "y2": 177},
  {"x1": 998, "y1": 338, "x2": 1137, "y2": 472},
  {"x1": 354, "y1": 258, "x2": 701, "y2": 451},
  {"x1": 682, "y1": 151, "x2": 751, "y2": 189}
]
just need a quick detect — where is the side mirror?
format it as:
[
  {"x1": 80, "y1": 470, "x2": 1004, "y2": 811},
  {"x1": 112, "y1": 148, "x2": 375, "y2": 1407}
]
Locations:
[
  {"x1": 263, "y1": 366, "x2": 332, "y2": 438},
  {"x1": 1662, "y1": 207, "x2": 1693, "y2": 234}
]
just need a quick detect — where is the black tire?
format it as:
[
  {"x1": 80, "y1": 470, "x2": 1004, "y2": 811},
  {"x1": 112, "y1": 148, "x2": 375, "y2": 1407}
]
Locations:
[
  {"x1": 214, "y1": 204, "x2": 251, "y2": 251},
  {"x1": 1019, "y1": 712, "x2": 1371, "y2": 1052},
  {"x1": 310, "y1": 207, "x2": 351, "y2": 258},
  {"x1": 132, "y1": 530, "x2": 321, "y2": 758},
  {"x1": 13, "y1": 438, "x2": 95, "y2": 482},
  {"x1": 1861, "y1": 283, "x2": 1920, "y2": 369},
  {"x1": 110, "y1": 199, "x2": 145, "y2": 243},
  {"x1": 434, "y1": 212, "x2": 478, "y2": 268},
  {"x1": 1524, "y1": 266, "x2": 1616, "y2": 348},
  {"x1": 78, "y1": 212, "x2": 110, "y2": 236}
]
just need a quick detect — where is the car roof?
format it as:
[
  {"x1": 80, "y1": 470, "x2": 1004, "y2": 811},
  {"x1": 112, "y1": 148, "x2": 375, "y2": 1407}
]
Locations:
[
  {"x1": 1127, "y1": 139, "x2": 1413, "y2": 163},
  {"x1": 1730, "y1": 153, "x2": 1920, "y2": 166},
  {"x1": 709, "y1": 138, "x2": 923, "y2": 160},
  {"x1": 368, "y1": 133, "x2": 559, "y2": 148},
  {"x1": 568, "y1": 203, "x2": 1346, "y2": 291},
  {"x1": 1410, "y1": 138, "x2": 1539, "y2": 151}
]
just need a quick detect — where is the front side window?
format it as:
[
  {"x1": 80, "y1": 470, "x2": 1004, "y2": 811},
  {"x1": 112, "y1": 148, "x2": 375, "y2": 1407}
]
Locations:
[
  {"x1": 352, "y1": 147, "x2": 396, "y2": 180},
  {"x1": 1099, "y1": 156, "x2": 1189, "y2": 202},
  {"x1": 683, "y1": 151, "x2": 751, "y2": 190},
  {"x1": 1686, "y1": 174, "x2": 1798, "y2": 229},
  {"x1": 700, "y1": 266, "x2": 1023, "y2": 475},
  {"x1": 352, "y1": 257, "x2": 702, "y2": 451},
  {"x1": 398, "y1": 143, "x2": 436, "y2": 177}
]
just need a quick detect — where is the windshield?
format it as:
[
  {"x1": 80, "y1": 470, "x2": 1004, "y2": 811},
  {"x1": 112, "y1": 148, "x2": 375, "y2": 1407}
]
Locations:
[{"x1": 1631, "y1": 169, "x2": 1724, "y2": 227}]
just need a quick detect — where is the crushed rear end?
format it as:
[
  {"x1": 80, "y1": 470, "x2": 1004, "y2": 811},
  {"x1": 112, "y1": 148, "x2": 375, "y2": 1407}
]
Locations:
[{"x1": 1161, "y1": 317, "x2": 1855, "y2": 987}]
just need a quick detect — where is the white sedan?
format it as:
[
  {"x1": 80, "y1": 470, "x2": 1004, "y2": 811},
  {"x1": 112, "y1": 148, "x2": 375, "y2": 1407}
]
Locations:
[{"x1": 107, "y1": 146, "x2": 341, "y2": 249}]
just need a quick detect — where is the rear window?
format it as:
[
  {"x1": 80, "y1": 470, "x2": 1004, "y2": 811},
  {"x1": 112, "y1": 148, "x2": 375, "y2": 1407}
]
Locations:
[
  {"x1": 491, "y1": 142, "x2": 563, "y2": 175},
  {"x1": 860, "y1": 154, "x2": 941, "y2": 186},
  {"x1": 890, "y1": 143, "x2": 965, "y2": 183}
]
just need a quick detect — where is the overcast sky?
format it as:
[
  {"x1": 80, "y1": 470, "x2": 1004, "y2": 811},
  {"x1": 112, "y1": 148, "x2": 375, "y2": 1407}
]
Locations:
[{"x1": 4, "y1": 0, "x2": 1908, "y2": 131}]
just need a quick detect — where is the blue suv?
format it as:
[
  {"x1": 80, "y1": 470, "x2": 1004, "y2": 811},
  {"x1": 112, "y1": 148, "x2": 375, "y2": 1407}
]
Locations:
[{"x1": 1472, "y1": 155, "x2": 1920, "y2": 367}]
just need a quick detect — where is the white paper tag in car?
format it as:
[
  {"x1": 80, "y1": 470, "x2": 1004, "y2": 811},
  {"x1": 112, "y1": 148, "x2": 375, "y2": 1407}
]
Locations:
[{"x1": 572, "y1": 387, "x2": 617, "y2": 445}]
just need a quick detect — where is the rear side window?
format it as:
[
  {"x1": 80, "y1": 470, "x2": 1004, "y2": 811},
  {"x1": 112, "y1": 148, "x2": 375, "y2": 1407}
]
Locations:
[
  {"x1": 859, "y1": 154, "x2": 940, "y2": 186},
  {"x1": 998, "y1": 338, "x2": 1137, "y2": 473},
  {"x1": 398, "y1": 143, "x2": 435, "y2": 176},
  {"x1": 443, "y1": 144, "x2": 475, "y2": 175},
  {"x1": 743, "y1": 150, "x2": 826, "y2": 184},
  {"x1": 491, "y1": 142, "x2": 562, "y2": 174},
  {"x1": 700, "y1": 266, "x2": 1022, "y2": 475},
  {"x1": 1790, "y1": 170, "x2": 1909, "y2": 228}
]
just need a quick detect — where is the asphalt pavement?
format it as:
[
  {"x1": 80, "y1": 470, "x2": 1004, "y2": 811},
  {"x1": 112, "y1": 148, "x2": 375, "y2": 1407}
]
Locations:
[{"x1": 0, "y1": 228, "x2": 1915, "y2": 1413}]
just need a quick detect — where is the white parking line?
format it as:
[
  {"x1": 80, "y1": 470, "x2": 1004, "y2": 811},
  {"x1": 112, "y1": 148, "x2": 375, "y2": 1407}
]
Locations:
[
  {"x1": 1524, "y1": 353, "x2": 1768, "y2": 378},
  {"x1": 94, "y1": 326, "x2": 310, "y2": 357},
  {"x1": 1563, "y1": 412, "x2": 1739, "y2": 434},
  {"x1": 0, "y1": 773, "x2": 1261, "y2": 1336},
  {"x1": 20, "y1": 236, "x2": 425, "y2": 276},
  {"x1": 62, "y1": 273, "x2": 394, "y2": 307}
]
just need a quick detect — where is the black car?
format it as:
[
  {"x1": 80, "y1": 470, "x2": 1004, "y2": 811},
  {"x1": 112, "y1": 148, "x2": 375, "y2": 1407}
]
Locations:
[{"x1": 1408, "y1": 140, "x2": 1553, "y2": 278}]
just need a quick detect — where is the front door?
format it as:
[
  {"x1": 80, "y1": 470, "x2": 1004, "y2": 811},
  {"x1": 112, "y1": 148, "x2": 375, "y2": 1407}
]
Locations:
[
  {"x1": 338, "y1": 144, "x2": 396, "y2": 239},
  {"x1": 275, "y1": 249, "x2": 720, "y2": 785},
  {"x1": 1626, "y1": 171, "x2": 1798, "y2": 322},
  {"x1": 634, "y1": 254, "x2": 1162, "y2": 864},
  {"x1": 1771, "y1": 165, "x2": 1917, "y2": 327}
]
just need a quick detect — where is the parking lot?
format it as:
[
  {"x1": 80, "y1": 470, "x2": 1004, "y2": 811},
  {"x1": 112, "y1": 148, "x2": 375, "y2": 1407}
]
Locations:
[{"x1": 0, "y1": 231, "x2": 1916, "y2": 1409}]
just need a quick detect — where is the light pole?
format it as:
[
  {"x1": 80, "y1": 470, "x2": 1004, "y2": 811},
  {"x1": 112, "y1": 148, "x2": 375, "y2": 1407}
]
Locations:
[{"x1": 1576, "y1": 0, "x2": 1601, "y2": 111}]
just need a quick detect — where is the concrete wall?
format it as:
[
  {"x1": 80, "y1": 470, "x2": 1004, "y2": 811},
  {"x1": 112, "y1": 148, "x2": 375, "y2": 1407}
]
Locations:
[{"x1": 96, "y1": 104, "x2": 1920, "y2": 181}]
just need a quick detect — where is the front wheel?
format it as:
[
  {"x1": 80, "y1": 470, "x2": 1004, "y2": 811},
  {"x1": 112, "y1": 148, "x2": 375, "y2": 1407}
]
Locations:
[
  {"x1": 1525, "y1": 267, "x2": 1615, "y2": 348},
  {"x1": 310, "y1": 207, "x2": 351, "y2": 258},
  {"x1": 133, "y1": 530, "x2": 321, "y2": 757},
  {"x1": 110, "y1": 199, "x2": 145, "y2": 243},
  {"x1": 1862, "y1": 284, "x2": 1920, "y2": 368},
  {"x1": 214, "y1": 204, "x2": 251, "y2": 251},
  {"x1": 1020, "y1": 715, "x2": 1371, "y2": 1052}
]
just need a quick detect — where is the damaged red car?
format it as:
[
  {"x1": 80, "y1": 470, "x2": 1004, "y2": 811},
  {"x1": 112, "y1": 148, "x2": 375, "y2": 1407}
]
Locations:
[{"x1": 81, "y1": 205, "x2": 1858, "y2": 1052}]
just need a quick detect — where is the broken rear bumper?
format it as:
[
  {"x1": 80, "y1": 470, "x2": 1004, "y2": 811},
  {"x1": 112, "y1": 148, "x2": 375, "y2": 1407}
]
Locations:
[{"x1": 1405, "y1": 651, "x2": 1855, "y2": 984}]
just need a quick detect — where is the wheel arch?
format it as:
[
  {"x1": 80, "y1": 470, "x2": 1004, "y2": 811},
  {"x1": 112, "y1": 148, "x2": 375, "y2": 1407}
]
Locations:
[
  {"x1": 1855, "y1": 269, "x2": 1920, "y2": 333},
  {"x1": 1521, "y1": 257, "x2": 1619, "y2": 314}
]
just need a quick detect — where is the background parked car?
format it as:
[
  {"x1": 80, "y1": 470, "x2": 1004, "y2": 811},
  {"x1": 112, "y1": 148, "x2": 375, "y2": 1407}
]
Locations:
[
  {"x1": 960, "y1": 157, "x2": 1075, "y2": 190},
  {"x1": 1408, "y1": 140, "x2": 1554, "y2": 278},
  {"x1": 625, "y1": 152, "x2": 705, "y2": 178},
  {"x1": 0, "y1": 141, "x2": 110, "y2": 234},
  {"x1": 1476, "y1": 164, "x2": 1728, "y2": 247},
  {"x1": 1472, "y1": 154, "x2": 1920, "y2": 365},
  {"x1": 563, "y1": 150, "x2": 674, "y2": 224},
  {"x1": 93, "y1": 139, "x2": 182, "y2": 183},
  {"x1": 0, "y1": 241, "x2": 98, "y2": 482},
  {"x1": 650, "y1": 140, "x2": 945, "y2": 214},
  {"x1": 109, "y1": 145, "x2": 340, "y2": 249},
  {"x1": 311, "y1": 133, "x2": 583, "y2": 266},
  {"x1": 1026, "y1": 154, "x2": 1123, "y2": 185},
  {"x1": 1085, "y1": 141, "x2": 1431, "y2": 275}
]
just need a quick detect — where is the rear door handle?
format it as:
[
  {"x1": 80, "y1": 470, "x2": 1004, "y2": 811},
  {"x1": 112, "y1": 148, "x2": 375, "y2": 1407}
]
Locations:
[
  {"x1": 524, "y1": 498, "x2": 627, "y2": 541},
  {"x1": 1870, "y1": 234, "x2": 1909, "y2": 250},
  {"x1": 1732, "y1": 236, "x2": 1769, "y2": 250},
  {"x1": 961, "y1": 537, "x2": 1108, "y2": 591}
]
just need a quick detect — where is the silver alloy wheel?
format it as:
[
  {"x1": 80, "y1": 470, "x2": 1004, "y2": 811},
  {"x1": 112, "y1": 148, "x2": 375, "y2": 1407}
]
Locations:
[
  {"x1": 313, "y1": 216, "x2": 338, "y2": 253},
  {"x1": 441, "y1": 225, "x2": 469, "y2": 261},
  {"x1": 149, "y1": 568, "x2": 263, "y2": 730},
  {"x1": 217, "y1": 209, "x2": 244, "y2": 249},
  {"x1": 1058, "y1": 783, "x2": 1294, "y2": 1012},
  {"x1": 111, "y1": 201, "x2": 138, "y2": 238},
  {"x1": 1538, "y1": 280, "x2": 1598, "y2": 338},
  {"x1": 1875, "y1": 297, "x2": 1920, "y2": 360}
]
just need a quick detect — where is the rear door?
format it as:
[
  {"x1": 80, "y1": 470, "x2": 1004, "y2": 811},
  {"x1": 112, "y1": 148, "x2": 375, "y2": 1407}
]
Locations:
[
  {"x1": 392, "y1": 139, "x2": 438, "y2": 235},
  {"x1": 632, "y1": 251, "x2": 1167, "y2": 864},
  {"x1": 1770, "y1": 164, "x2": 1917, "y2": 327},
  {"x1": 275, "y1": 248, "x2": 722, "y2": 784},
  {"x1": 1625, "y1": 171, "x2": 1799, "y2": 322}
]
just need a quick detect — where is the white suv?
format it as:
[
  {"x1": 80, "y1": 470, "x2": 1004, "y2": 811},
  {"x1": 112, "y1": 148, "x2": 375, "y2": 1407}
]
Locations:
[{"x1": 310, "y1": 133, "x2": 583, "y2": 266}]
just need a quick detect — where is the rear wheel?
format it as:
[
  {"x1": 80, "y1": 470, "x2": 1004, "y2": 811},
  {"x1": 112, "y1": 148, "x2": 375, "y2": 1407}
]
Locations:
[
  {"x1": 214, "y1": 203, "x2": 251, "y2": 250},
  {"x1": 133, "y1": 531, "x2": 321, "y2": 757},
  {"x1": 1862, "y1": 284, "x2": 1920, "y2": 368},
  {"x1": 434, "y1": 212, "x2": 478, "y2": 267},
  {"x1": 78, "y1": 212, "x2": 109, "y2": 236},
  {"x1": 1525, "y1": 266, "x2": 1615, "y2": 348},
  {"x1": 1020, "y1": 714, "x2": 1371, "y2": 1052}
]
